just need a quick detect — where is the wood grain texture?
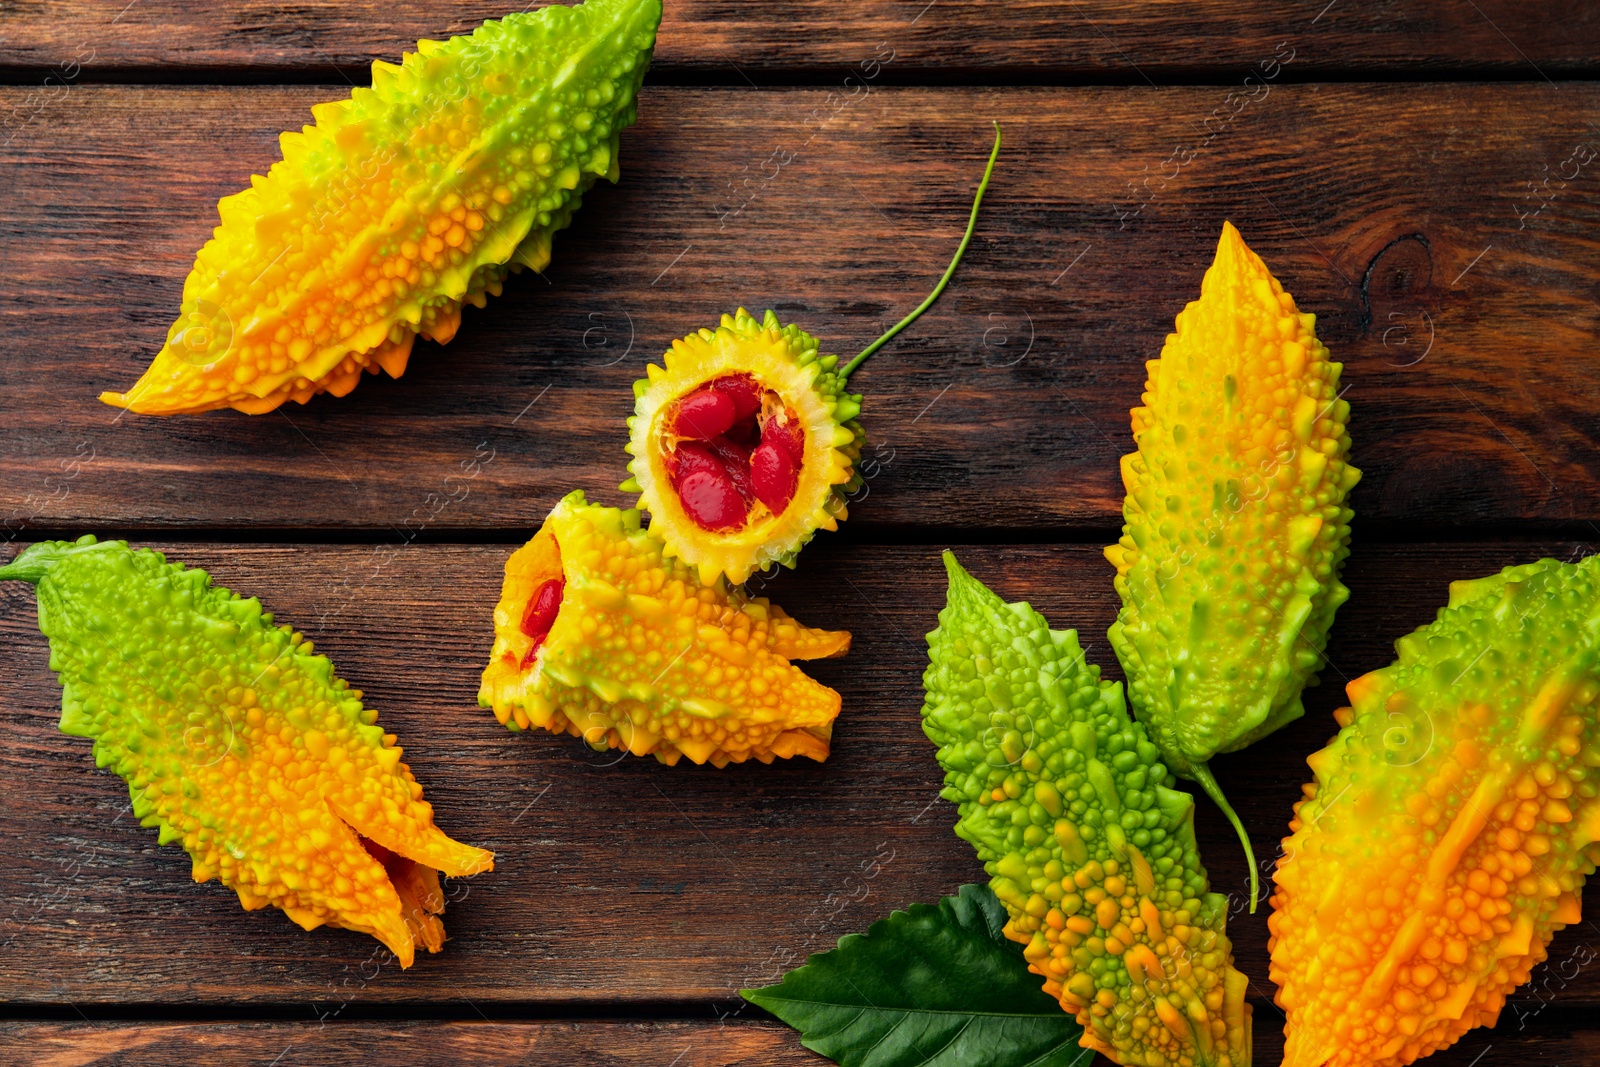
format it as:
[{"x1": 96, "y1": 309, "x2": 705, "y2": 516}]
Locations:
[
  {"x1": 1, "y1": 538, "x2": 1597, "y2": 1035},
  {"x1": 0, "y1": 1, "x2": 1597, "y2": 82},
  {"x1": 0, "y1": 1020, "x2": 825, "y2": 1067},
  {"x1": 4, "y1": 84, "x2": 1600, "y2": 536},
  {"x1": 4, "y1": 1017, "x2": 1600, "y2": 1067}
]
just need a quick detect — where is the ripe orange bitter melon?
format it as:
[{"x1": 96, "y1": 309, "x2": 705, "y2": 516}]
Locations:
[{"x1": 1269, "y1": 555, "x2": 1600, "y2": 1067}]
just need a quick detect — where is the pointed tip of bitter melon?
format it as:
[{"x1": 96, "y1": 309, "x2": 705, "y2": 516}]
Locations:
[
  {"x1": 9, "y1": 538, "x2": 492, "y2": 965},
  {"x1": 480, "y1": 490, "x2": 851, "y2": 767},
  {"x1": 101, "y1": 0, "x2": 662, "y2": 416},
  {"x1": 625, "y1": 309, "x2": 864, "y2": 586},
  {"x1": 923, "y1": 555, "x2": 1252, "y2": 1067},
  {"x1": 1214, "y1": 218, "x2": 1248, "y2": 266}
]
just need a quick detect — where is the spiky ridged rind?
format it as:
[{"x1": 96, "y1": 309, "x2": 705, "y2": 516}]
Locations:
[
  {"x1": 101, "y1": 0, "x2": 661, "y2": 415},
  {"x1": 1106, "y1": 221, "x2": 1360, "y2": 776},
  {"x1": 479, "y1": 490, "x2": 852, "y2": 766},
  {"x1": 623, "y1": 308, "x2": 865, "y2": 586},
  {"x1": 922, "y1": 551, "x2": 1252, "y2": 1067},
  {"x1": 0, "y1": 536, "x2": 493, "y2": 967},
  {"x1": 1268, "y1": 555, "x2": 1600, "y2": 1067}
]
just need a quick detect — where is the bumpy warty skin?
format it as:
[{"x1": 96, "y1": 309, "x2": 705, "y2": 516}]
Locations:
[
  {"x1": 0, "y1": 537, "x2": 493, "y2": 967},
  {"x1": 479, "y1": 490, "x2": 852, "y2": 767},
  {"x1": 623, "y1": 308, "x2": 866, "y2": 586},
  {"x1": 1106, "y1": 221, "x2": 1360, "y2": 776},
  {"x1": 922, "y1": 551, "x2": 1251, "y2": 1067},
  {"x1": 1270, "y1": 556, "x2": 1600, "y2": 1067},
  {"x1": 102, "y1": 0, "x2": 661, "y2": 415}
]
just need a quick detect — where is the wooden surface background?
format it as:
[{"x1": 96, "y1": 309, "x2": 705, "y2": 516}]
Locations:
[{"x1": 3, "y1": 2, "x2": 1599, "y2": 1065}]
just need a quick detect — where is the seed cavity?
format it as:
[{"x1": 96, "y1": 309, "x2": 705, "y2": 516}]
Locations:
[{"x1": 665, "y1": 374, "x2": 806, "y2": 533}]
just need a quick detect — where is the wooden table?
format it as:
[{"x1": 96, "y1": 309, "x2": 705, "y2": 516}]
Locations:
[{"x1": 4, "y1": 3, "x2": 1600, "y2": 1064}]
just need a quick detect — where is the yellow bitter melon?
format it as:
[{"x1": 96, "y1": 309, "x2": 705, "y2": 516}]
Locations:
[
  {"x1": 102, "y1": 0, "x2": 661, "y2": 415},
  {"x1": 0, "y1": 537, "x2": 493, "y2": 966},
  {"x1": 1106, "y1": 221, "x2": 1360, "y2": 908}
]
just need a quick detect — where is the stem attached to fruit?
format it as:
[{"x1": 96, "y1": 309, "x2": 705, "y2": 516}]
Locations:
[
  {"x1": 1190, "y1": 760, "x2": 1260, "y2": 914},
  {"x1": 840, "y1": 121, "x2": 1003, "y2": 379}
]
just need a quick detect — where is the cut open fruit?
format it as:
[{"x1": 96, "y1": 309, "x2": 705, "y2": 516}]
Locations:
[
  {"x1": 479, "y1": 490, "x2": 852, "y2": 767},
  {"x1": 623, "y1": 124, "x2": 1004, "y2": 586},
  {"x1": 624, "y1": 315, "x2": 860, "y2": 585}
]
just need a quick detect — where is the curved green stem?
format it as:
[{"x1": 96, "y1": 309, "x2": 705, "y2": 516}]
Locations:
[
  {"x1": 1189, "y1": 760, "x2": 1259, "y2": 914},
  {"x1": 839, "y1": 121, "x2": 1003, "y2": 379}
]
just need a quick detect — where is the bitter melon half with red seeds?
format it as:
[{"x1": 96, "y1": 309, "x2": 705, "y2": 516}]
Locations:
[
  {"x1": 1106, "y1": 221, "x2": 1360, "y2": 909},
  {"x1": 1269, "y1": 555, "x2": 1600, "y2": 1067},
  {"x1": 480, "y1": 490, "x2": 851, "y2": 767},
  {"x1": 923, "y1": 552, "x2": 1251, "y2": 1067},
  {"x1": 101, "y1": 0, "x2": 661, "y2": 415},
  {"x1": 0, "y1": 537, "x2": 492, "y2": 966},
  {"x1": 622, "y1": 125, "x2": 1002, "y2": 585}
]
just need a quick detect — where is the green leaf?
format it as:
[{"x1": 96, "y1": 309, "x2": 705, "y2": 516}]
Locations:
[{"x1": 741, "y1": 884, "x2": 1090, "y2": 1067}]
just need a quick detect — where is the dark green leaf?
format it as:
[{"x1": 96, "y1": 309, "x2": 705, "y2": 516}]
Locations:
[{"x1": 742, "y1": 883, "x2": 1090, "y2": 1067}]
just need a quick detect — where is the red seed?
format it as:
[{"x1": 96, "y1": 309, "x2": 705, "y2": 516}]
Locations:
[
  {"x1": 677, "y1": 468, "x2": 749, "y2": 530},
  {"x1": 763, "y1": 415, "x2": 805, "y2": 464},
  {"x1": 668, "y1": 441, "x2": 723, "y2": 485},
  {"x1": 705, "y1": 437, "x2": 755, "y2": 504},
  {"x1": 672, "y1": 389, "x2": 736, "y2": 440},
  {"x1": 710, "y1": 374, "x2": 763, "y2": 422},
  {"x1": 751, "y1": 439, "x2": 800, "y2": 514},
  {"x1": 521, "y1": 578, "x2": 564, "y2": 639},
  {"x1": 519, "y1": 577, "x2": 565, "y2": 667},
  {"x1": 712, "y1": 375, "x2": 764, "y2": 445}
]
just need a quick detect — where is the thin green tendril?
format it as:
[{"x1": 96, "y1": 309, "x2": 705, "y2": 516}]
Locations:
[{"x1": 840, "y1": 121, "x2": 1003, "y2": 379}]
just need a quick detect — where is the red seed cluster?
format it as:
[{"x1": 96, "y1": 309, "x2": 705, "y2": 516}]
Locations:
[{"x1": 666, "y1": 374, "x2": 806, "y2": 532}]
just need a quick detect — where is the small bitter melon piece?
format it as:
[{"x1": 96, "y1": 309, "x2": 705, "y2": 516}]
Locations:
[
  {"x1": 621, "y1": 125, "x2": 1003, "y2": 585},
  {"x1": 479, "y1": 490, "x2": 851, "y2": 767}
]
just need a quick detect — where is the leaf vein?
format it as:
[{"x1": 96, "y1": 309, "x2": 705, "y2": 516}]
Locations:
[{"x1": 916, "y1": 1012, "x2": 977, "y2": 1065}]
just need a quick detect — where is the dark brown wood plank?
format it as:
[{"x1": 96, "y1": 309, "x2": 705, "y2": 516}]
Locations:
[
  {"x1": 1, "y1": 1, "x2": 1597, "y2": 82},
  {"x1": 4, "y1": 84, "x2": 1600, "y2": 536},
  {"x1": 0, "y1": 1020, "x2": 824, "y2": 1066},
  {"x1": 1, "y1": 538, "x2": 1597, "y2": 1018},
  {"x1": 4, "y1": 1017, "x2": 1599, "y2": 1067}
]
